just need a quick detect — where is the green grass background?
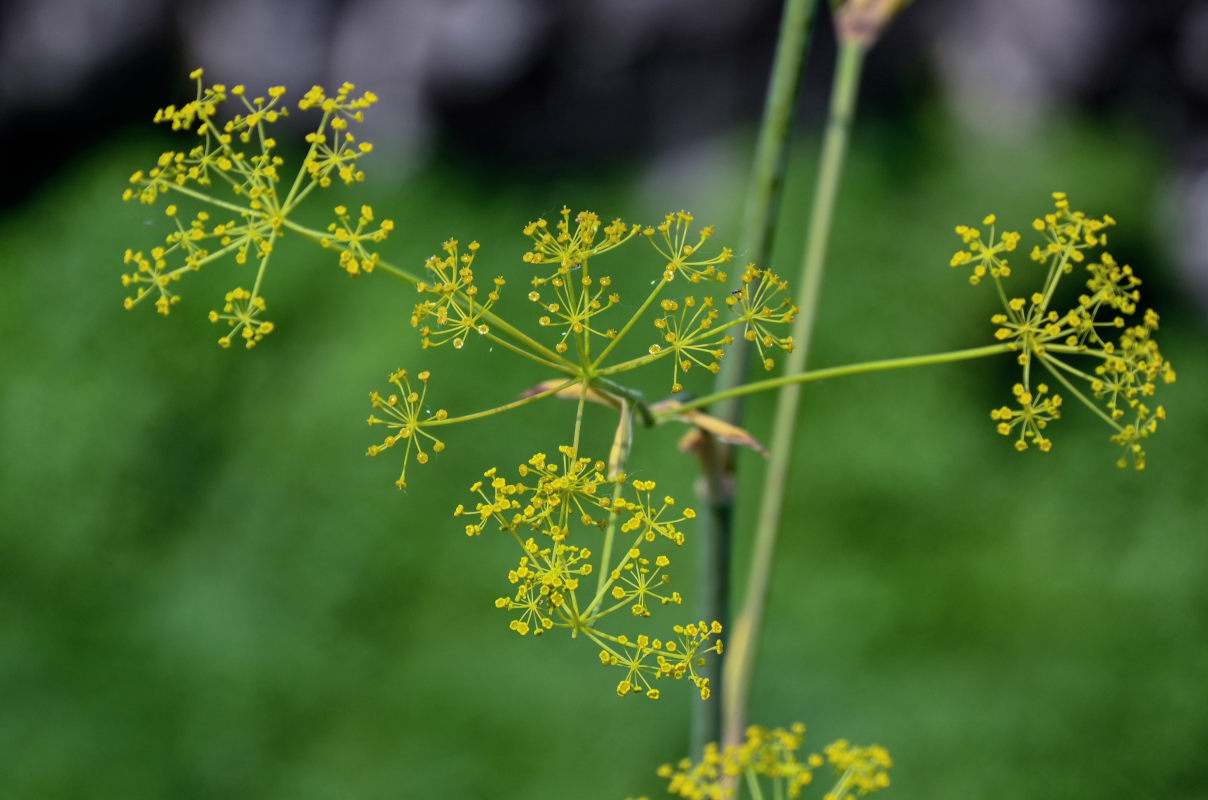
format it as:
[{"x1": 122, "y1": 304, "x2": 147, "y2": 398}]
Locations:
[{"x1": 1, "y1": 103, "x2": 1205, "y2": 799}]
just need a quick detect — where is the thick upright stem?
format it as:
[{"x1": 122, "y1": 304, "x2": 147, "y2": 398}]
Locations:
[
  {"x1": 692, "y1": 0, "x2": 820, "y2": 755},
  {"x1": 718, "y1": 0, "x2": 820, "y2": 416},
  {"x1": 721, "y1": 40, "x2": 867, "y2": 751}
]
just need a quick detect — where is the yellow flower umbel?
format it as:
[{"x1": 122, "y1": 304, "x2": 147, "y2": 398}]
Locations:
[
  {"x1": 411, "y1": 238, "x2": 505, "y2": 349},
  {"x1": 523, "y1": 209, "x2": 636, "y2": 355},
  {"x1": 646, "y1": 210, "x2": 733, "y2": 283},
  {"x1": 524, "y1": 206, "x2": 640, "y2": 269},
  {"x1": 455, "y1": 446, "x2": 721, "y2": 700},
  {"x1": 651, "y1": 297, "x2": 731, "y2": 394},
  {"x1": 653, "y1": 723, "x2": 891, "y2": 800},
  {"x1": 208, "y1": 286, "x2": 274, "y2": 349},
  {"x1": 323, "y1": 204, "x2": 394, "y2": 277},
  {"x1": 121, "y1": 69, "x2": 389, "y2": 347},
  {"x1": 821, "y1": 739, "x2": 894, "y2": 800},
  {"x1": 366, "y1": 369, "x2": 447, "y2": 489},
  {"x1": 950, "y1": 194, "x2": 1175, "y2": 468},
  {"x1": 725, "y1": 263, "x2": 797, "y2": 371}
]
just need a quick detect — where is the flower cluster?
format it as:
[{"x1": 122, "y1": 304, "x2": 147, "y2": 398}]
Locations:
[
  {"x1": 725, "y1": 263, "x2": 797, "y2": 371},
  {"x1": 646, "y1": 210, "x2": 733, "y2": 283},
  {"x1": 365, "y1": 369, "x2": 447, "y2": 489},
  {"x1": 525, "y1": 206, "x2": 640, "y2": 270},
  {"x1": 651, "y1": 296, "x2": 731, "y2": 394},
  {"x1": 121, "y1": 69, "x2": 387, "y2": 347},
  {"x1": 989, "y1": 382, "x2": 1063, "y2": 452},
  {"x1": 822, "y1": 740, "x2": 894, "y2": 800},
  {"x1": 208, "y1": 286, "x2": 274, "y2": 349},
  {"x1": 523, "y1": 208, "x2": 636, "y2": 354},
  {"x1": 411, "y1": 238, "x2": 506, "y2": 349},
  {"x1": 413, "y1": 207, "x2": 793, "y2": 396},
  {"x1": 647, "y1": 723, "x2": 891, "y2": 800},
  {"x1": 123, "y1": 70, "x2": 784, "y2": 705},
  {"x1": 354, "y1": 209, "x2": 790, "y2": 696},
  {"x1": 298, "y1": 82, "x2": 377, "y2": 186},
  {"x1": 454, "y1": 446, "x2": 721, "y2": 700},
  {"x1": 950, "y1": 193, "x2": 1175, "y2": 468},
  {"x1": 322, "y1": 204, "x2": 395, "y2": 276}
]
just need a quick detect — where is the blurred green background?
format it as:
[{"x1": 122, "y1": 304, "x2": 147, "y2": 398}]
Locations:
[{"x1": 2, "y1": 74, "x2": 1206, "y2": 800}]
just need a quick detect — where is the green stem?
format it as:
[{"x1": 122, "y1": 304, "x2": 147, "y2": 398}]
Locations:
[
  {"x1": 579, "y1": 262, "x2": 593, "y2": 367},
  {"x1": 594, "y1": 348, "x2": 672, "y2": 376},
  {"x1": 585, "y1": 526, "x2": 649, "y2": 618},
  {"x1": 721, "y1": 39, "x2": 866, "y2": 751},
  {"x1": 281, "y1": 112, "x2": 329, "y2": 211},
  {"x1": 745, "y1": 769, "x2": 766, "y2": 800},
  {"x1": 1037, "y1": 349, "x2": 1099, "y2": 382},
  {"x1": 591, "y1": 377, "x2": 655, "y2": 428},
  {"x1": 596, "y1": 314, "x2": 746, "y2": 375},
  {"x1": 424, "y1": 378, "x2": 577, "y2": 427},
  {"x1": 281, "y1": 218, "x2": 576, "y2": 370},
  {"x1": 1041, "y1": 343, "x2": 1113, "y2": 359},
  {"x1": 591, "y1": 275, "x2": 670, "y2": 369},
  {"x1": 280, "y1": 177, "x2": 321, "y2": 217},
  {"x1": 1040, "y1": 245, "x2": 1073, "y2": 311},
  {"x1": 593, "y1": 480, "x2": 627, "y2": 604},
  {"x1": 592, "y1": 401, "x2": 638, "y2": 605},
  {"x1": 716, "y1": 0, "x2": 820, "y2": 418},
  {"x1": 787, "y1": 42, "x2": 864, "y2": 362},
  {"x1": 159, "y1": 182, "x2": 264, "y2": 218},
  {"x1": 163, "y1": 236, "x2": 259, "y2": 277},
  {"x1": 481, "y1": 331, "x2": 575, "y2": 374},
  {"x1": 660, "y1": 344, "x2": 1012, "y2": 419},
  {"x1": 249, "y1": 227, "x2": 278, "y2": 301},
  {"x1": 572, "y1": 382, "x2": 587, "y2": 452},
  {"x1": 691, "y1": 0, "x2": 820, "y2": 757},
  {"x1": 1037, "y1": 354, "x2": 1122, "y2": 431}
]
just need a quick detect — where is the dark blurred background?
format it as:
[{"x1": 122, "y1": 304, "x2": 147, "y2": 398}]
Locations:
[{"x1": 1, "y1": 1, "x2": 1205, "y2": 798}]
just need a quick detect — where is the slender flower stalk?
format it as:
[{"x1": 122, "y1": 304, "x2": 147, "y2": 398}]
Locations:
[
  {"x1": 658, "y1": 344, "x2": 1014, "y2": 420},
  {"x1": 281, "y1": 218, "x2": 578, "y2": 371}
]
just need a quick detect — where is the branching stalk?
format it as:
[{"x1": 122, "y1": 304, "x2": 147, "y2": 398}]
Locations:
[
  {"x1": 426, "y1": 378, "x2": 577, "y2": 427},
  {"x1": 658, "y1": 344, "x2": 1012, "y2": 420}
]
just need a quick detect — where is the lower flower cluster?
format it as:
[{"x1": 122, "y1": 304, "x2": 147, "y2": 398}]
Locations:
[
  {"x1": 635, "y1": 723, "x2": 891, "y2": 800},
  {"x1": 455, "y1": 446, "x2": 721, "y2": 699}
]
